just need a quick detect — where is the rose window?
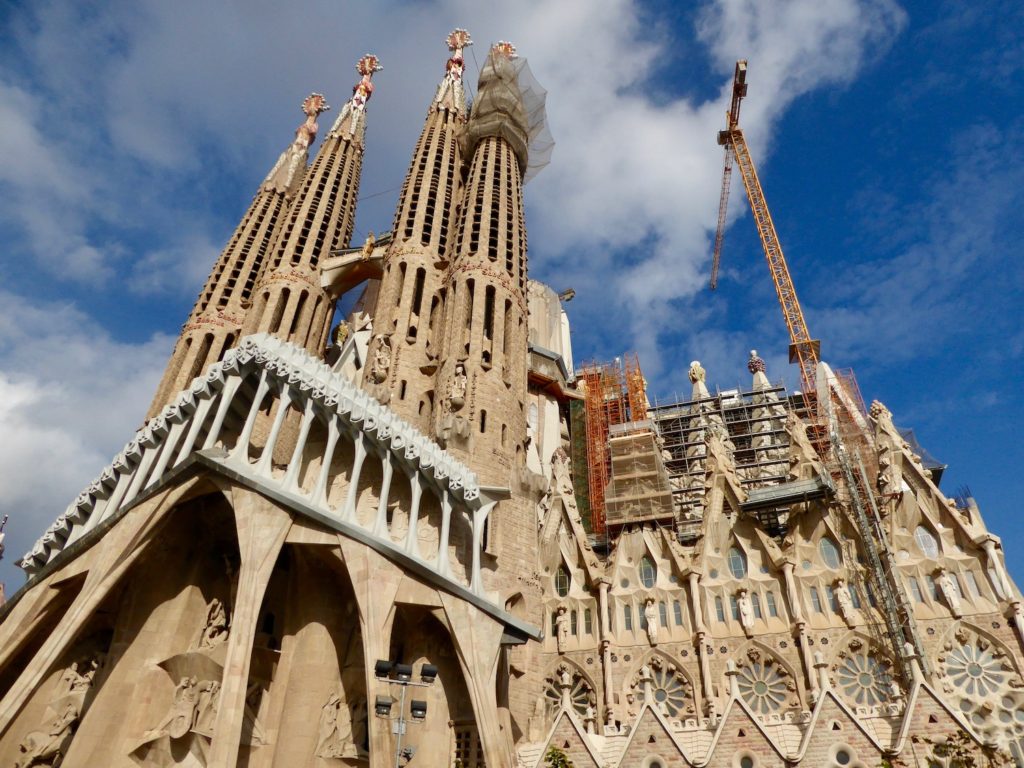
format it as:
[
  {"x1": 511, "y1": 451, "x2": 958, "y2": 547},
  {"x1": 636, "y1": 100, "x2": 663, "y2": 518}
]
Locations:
[
  {"x1": 835, "y1": 654, "x2": 892, "y2": 707},
  {"x1": 946, "y1": 643, "x2": 1008, "y2": 697},
  {"x1": 736, "y1": 662, "x2": 787, "y2": 714},
  {"x1": 649, "y1": 664, "x2": 691, "y2": 717},
  {"x1": 544, "y1": 672, "x2": 592, "y2": 717}
]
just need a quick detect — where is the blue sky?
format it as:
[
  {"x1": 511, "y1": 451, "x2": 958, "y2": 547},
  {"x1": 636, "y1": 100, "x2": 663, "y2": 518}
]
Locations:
[{"x1": 0, "y1": 0, "x2": 1021, "y2": 592}]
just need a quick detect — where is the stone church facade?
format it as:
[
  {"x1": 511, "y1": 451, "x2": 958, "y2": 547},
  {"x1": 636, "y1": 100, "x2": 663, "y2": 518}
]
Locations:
[{"x1": 1, "y1": 30, "x2": 1022, "y2": 768}]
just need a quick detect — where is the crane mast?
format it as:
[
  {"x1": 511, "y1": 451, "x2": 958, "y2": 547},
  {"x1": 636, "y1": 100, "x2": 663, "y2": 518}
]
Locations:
[
  {"x1": 712, "y1": 60, "x2": 820, "y2": 405},
  {"x1": 710, "y1": 60, "x2": 928, "y2": 683}
]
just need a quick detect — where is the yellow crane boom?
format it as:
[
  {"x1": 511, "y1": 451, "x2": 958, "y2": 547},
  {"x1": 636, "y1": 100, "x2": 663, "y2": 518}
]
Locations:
[{"x1": 712, "y1": 60, "x2": 820, "y2": 401}]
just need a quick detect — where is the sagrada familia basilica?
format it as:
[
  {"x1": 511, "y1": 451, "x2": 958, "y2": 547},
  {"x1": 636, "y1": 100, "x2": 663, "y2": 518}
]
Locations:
[{"x1": 1, "y1": 29, "x2": 1022, "y2": 768}]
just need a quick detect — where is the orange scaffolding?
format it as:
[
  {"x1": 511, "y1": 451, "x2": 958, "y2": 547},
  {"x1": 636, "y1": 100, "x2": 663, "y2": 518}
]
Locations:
[{"x1": 578, "y1": 353, "x2": 647, "y2": 534}]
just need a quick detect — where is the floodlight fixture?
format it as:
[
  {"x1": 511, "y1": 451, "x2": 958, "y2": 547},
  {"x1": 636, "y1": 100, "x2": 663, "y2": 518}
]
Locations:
[
  {"x1": 374, "y1": 659, "x2": 394, "y2": 678},
  {"x1": 374, "y1": 695, "x2": 393, "y2": 717},
  {"x1": 394, "y1": 663, "x2": 413, "y2": 682},
  {"x1": 410, "y1": 699, "x2": 428, "y2": 720},
  {"x1": 420, "y1": 664, "x2": 438, "y2": 684}
]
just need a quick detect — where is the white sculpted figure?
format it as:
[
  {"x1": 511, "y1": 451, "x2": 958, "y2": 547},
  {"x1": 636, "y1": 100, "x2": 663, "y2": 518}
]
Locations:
[
  {"x1": 555, "y1": 606, "x2": 571, "y2": 653},
  {"x1": 155, "y1": 677, "x2": 199, "y2": 739},
  {"x1": 644, "y1": 599, "x2": 659, "y2": 646},
  {"x1": 688, "y1": 360, "x2": 706, "y2": 384},
  {"x1": 449, "y1": 362, "x2": 467, "y2": 409},
  {"x1": 936, "y1": 569, "x2": 963, "y2": 618},
  {"x1": 834, "y1": 579, "x2": 857, "y2": 627},
  {"x1": 14, "y1": 702, "x2": 78, "y2": 768},
  {"x1": 370, "y1": 335, "x2": 392, "y2": 383},
  {"x1": 737, "y1": 589, "x2": 755, "y2": 637}
]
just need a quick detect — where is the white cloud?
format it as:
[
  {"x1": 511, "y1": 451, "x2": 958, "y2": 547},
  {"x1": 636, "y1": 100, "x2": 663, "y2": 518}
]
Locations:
[
  {"x1": 0, "y1": 0, "x2": 909, "y2": 588},
  {"x1": 0, "y1": 291, "x2": 172, "y2": 590}
]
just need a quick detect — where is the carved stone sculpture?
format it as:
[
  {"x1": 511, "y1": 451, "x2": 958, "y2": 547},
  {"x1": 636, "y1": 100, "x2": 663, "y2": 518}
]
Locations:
[
  {"x1": 834, "y1": 579, "x2": 857, "y2": 627},
  {"x1": 370, "y1": 336, "x2": 392, "y2": 383},
  {"x1": 644, "y1": 599, "x2": 658, "y2": 646},
  {"x1": 555, "y1": 606, "x2": 570, "y2": 654},
  {"x1": 14, "y1": 702, "x2": 79, "y2": 768},
  {"x1": 316, "y1": 690, "x2": 355, "y2": 759},
  {"x1": 198, "y1": 598, "x2": 229, "y2": 649},
  {"x1": 155, "y1": 677, "x2": 199, "y2": 739},
  {"x1": 936, "y1": 568, "x2": 963, "y2": 618},
  {"x1": 360, "y1": 231, "x2": 376, "y2": 261},
  {"x1": 688, "y1": 361, "x2": 706, "y2": 384},
  {"x1": 449, "y1": 362, "x2": 467, "y2": 410},
  {"x1": 736, "y1": 589, "x2": 754, "y2": 637},
  {"x1": 194, "y1": 681, "x2": 220, "y2": 735}
]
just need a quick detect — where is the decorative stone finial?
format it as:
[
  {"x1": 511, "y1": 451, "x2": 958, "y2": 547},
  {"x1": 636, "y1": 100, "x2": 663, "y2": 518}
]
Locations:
[
  {"x1": 295, "y1": 93, "x2": 330, "y2": 150},
  {"x1": 747, "y1": 349, "x2": 766, "y2": 375},
  {"x1": 492, "y1": 40, "x2": 518, "y2": 59},
  {"x1": 446, "y1": 28, "x2": 472, "y2": 54},
  {"x1": 331, "y1": 54, "x2": 382, "y2": 138},
  {"x1": 688, "y1": 361, "x2": 706, "y2": 384}
]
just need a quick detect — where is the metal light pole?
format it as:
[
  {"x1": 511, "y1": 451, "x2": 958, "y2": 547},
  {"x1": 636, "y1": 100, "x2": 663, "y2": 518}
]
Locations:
[{"x1": 374, "y1": 660, "x2": 437, "y2": 768}]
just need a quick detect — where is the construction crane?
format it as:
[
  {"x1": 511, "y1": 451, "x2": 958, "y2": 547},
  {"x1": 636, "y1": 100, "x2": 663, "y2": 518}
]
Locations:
[
  {"x1": 710, "y1": 60, "x2": 928, "y2": 683},
  {"x1": 711, "y1": 60, "x2": 820, "y2": 406}
]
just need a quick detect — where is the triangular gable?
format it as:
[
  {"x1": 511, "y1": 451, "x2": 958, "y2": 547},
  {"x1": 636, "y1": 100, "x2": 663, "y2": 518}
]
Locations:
[
  {"x1": 797, "y1": 691, "x2": 885, "y2": 764},
  {"x1": 704, "y1": 697, "x2": 789, "y2": 766},
  {"x1": 616, "y1": 704, "x2": 691, "y2": 766},
  {"x1": 536, "y1": 708, "x2": 601, "y2": 768},
  {"x1": 894, "y1": 682, "x2": 983, "y2": 756}
]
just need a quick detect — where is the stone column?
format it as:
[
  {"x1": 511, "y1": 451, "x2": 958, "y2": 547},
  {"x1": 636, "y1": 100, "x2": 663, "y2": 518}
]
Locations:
[{"x1": 207, "y1": 489, "x2": 291, "y2": 767}]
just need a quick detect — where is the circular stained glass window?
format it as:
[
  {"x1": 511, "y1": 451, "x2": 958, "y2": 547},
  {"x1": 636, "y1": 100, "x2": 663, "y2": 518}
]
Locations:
[
  {"x1": 946, "y1": 643, "x2": 1007, "y2": 697},
  {"x1": 649, "y1": 664, "x2": 690, "y2": 717},
  {"x1": 836, "y1": 654, "x2": 892, "y2": 707},
  {"x1": 736, "y1": 662, "x2": 787, "y2": 715}
]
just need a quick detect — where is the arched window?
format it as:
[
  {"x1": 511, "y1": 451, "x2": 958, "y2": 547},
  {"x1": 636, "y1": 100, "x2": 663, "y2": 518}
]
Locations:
[
  {"x1": 658, "y1": 601, "x2": 668, "y2": 627},
  {"x1": 623, "y1": 604, "x2": 633, "y2": 631},
  {"x1": 751, "y1": 593, "x2": 763, "y2": 619},
  {"x1": 728, "y1": 547, "x2": 747, "y2": 579},
  {"x1": 715, "y1": 596, "x2": 725, "y2": 622},
  {"x1": 810, "y1": 587, "x2": 823, "y2": 613},
  {"x1": 820, "y1": 537, "x2": 842, "y2": 569},
  {"x1": 639, "y1": 555, "x2": 656, "y2": 588},
  {"x1": 555, "y1": 564, "x2": 570, "y2": 597},
  {"x1": 584, "y1": 608, "x2": 593, "y2": 634},
  {"x1": 766, "y1": 591, "x2": 779, "y2": 617},
  {"x1": 915, "y1": 525, "x2": 939, "y2": 558}
]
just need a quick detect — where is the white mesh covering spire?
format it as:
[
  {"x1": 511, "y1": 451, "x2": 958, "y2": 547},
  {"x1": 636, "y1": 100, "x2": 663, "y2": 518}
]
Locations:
[{"x1": 513, "y1": 56, "x2": 554, "y2": 183}]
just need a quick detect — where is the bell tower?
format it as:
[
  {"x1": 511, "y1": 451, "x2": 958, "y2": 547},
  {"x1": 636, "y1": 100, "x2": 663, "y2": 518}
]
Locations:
[
  {"x1": 146, "y1": 93, "x2": 328, "y2": 419},
  {"x1": 362, "y1": 30, "x2": 472, "y2": 430},
  {"x1": 431, "y1": 41, "x2": 531, "y2": 488},
  {"x1": 242, "y1": 55, "x2": 381, "y2": 354}
]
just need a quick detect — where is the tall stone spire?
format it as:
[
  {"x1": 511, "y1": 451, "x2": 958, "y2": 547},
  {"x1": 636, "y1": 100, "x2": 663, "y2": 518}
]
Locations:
[
  {"x1": 242, "y1": 55, "x2": 381, "y2": 353},
  {"x1": 146, "y1": 93, "x2": 329, "y2": 418},
  {"x1": 431, "y1": 42, "x2": 531, "y2": 486},
  {"x1": 362, "y1": 30, "x2": 472, "y2": 428}
]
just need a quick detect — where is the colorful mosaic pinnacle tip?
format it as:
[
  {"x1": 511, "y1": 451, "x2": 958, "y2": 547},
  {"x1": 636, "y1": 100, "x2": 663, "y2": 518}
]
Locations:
[{"x1": 446, "y1": 28, "x2": 472, "y2": 51}]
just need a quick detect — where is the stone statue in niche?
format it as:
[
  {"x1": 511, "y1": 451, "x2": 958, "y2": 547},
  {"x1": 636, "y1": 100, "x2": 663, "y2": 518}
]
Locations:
[
  {"x1": 935, "y1": 568, "x2": 963, "y2": 618},
  {"x1": 193, "y1": 681, "x2": 221, "y2": 735},
  {"x1": 14, "y1": 701, "x2": 79, "y2": 768},
  {"x1": 644, "y1": 599, "x2": 658, "y2": 646},
  {"x1": 370, "y1": 335, "x2": 392, "y2": 383},
  {"x1": 736, "y1": 589, "x2": 755, "y2": 637},
  {"x1": 316, "y1": 689, "x2": 357, "y2": 758},
  {"x1": 60, "y1": 657, "x2": 99, "y2": 695},
  {"x1": 555, "y1": 606, "x2": 570, "y2": 653},
  {"x1": 332, "y1": 321, "x2": 351, "y2": 347},
  {"x1": 155, "y1": 677, "x2": 200, "y2": 739},
  {"x1": 198, "y1": 597, "x2": 229, "y2": 649},
  {"x1": 448, "y1": 362, "x2": 467, "y2": 410},
  {"x1": 834, "y1": 579, "x2": 857, "y2": 627}
]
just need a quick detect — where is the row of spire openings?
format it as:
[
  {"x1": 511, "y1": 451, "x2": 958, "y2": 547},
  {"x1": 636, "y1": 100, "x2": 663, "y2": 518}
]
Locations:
[
  {"x1": 396, "y1": 117, "x2": 459, "y2": 257},
  {"x1": 270, "y1": 139, "x2": 359, "y2": 272}
]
